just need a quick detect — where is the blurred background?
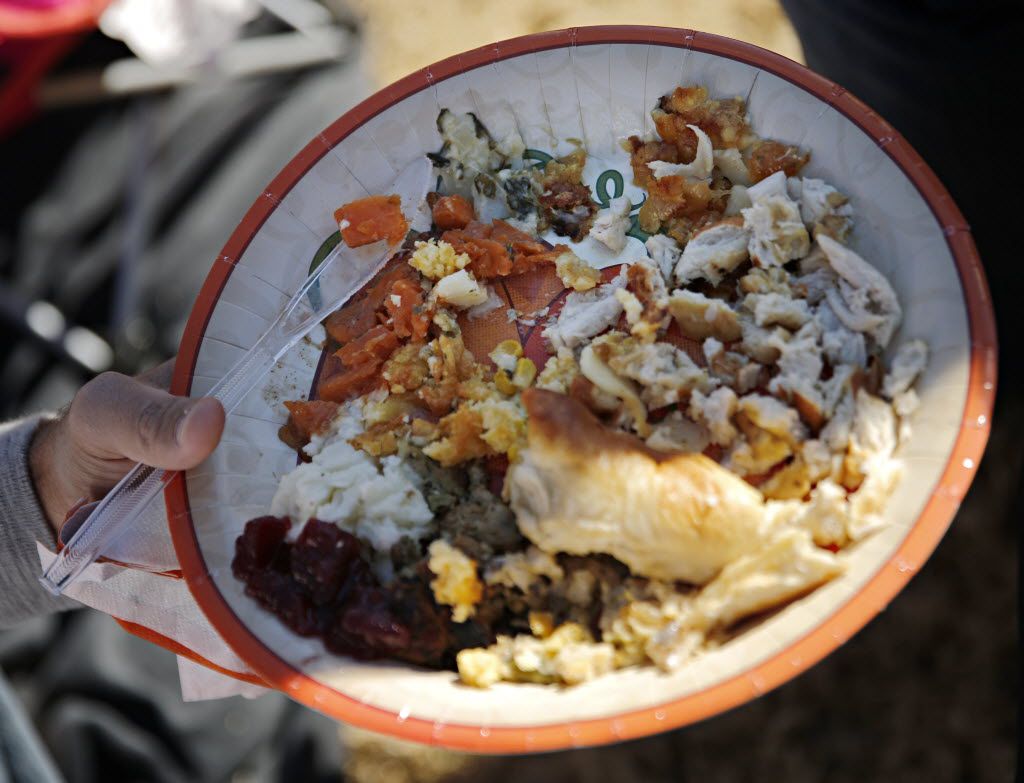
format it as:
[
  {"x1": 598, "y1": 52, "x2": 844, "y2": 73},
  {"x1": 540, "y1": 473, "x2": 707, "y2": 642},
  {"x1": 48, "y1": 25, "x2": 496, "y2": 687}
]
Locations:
[{"x1": 0, "y1": 1, "x2": 1017, "y2": 782}]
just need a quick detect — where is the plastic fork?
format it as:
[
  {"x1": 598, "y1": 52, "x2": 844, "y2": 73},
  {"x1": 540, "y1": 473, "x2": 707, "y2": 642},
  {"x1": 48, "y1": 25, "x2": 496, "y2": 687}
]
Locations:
[{"x1": 39, "y1": 156, "x2": 433, "y2": 595}]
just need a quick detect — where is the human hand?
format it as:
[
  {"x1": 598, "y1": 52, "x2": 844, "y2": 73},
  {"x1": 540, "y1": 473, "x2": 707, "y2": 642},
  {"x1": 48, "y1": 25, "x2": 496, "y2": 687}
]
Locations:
[{"x1": 29, "y1": 361, "x2": 225, "y2": 532}]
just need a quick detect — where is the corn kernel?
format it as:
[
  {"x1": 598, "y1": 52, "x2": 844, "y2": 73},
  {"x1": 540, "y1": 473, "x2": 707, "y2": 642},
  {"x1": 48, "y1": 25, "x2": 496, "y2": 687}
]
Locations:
[
  {"x1": 512, "y1": 358, "x2": 537, "y2": 389},
  {"x1": 507, "y1": 444, "x2": 520, "y2": 463},
  {"x1": 489, "y1": 339, "x2": 523, "y2": 374},
  {"x1": 494, "y1": 370, "x2": 516, "y2": 396},
  {"x1": 495, "y1": 339, "x2": 523, "y2": 358}
]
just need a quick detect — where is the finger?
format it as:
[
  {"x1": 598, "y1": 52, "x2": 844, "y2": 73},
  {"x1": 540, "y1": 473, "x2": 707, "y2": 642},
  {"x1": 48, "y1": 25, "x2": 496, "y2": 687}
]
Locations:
[
  {"x1": 70, "y1": 372, "x2": 225, "y2": 470},
  {"x1": 136, "y1": 359, "x2": 175, "y2": 390}
]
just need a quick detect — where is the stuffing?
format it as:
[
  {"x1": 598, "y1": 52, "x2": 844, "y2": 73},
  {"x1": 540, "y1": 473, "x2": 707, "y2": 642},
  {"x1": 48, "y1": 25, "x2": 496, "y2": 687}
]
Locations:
[
  {"x1": 647, "y1": 124, "x2": 714, "y2": 181},
  {"x1": 737, "y1": 393, "x2": 807, "y2": 445},
  {"x1": 726, "y1": 416, "x2": 793, "y2": 476},
  {"x1": 543, "y1": 271, "x2": 626, "y2": 353},
  {"x1": 409, "y1": 238, "x2": 471, "y2": 279},
  {"x1": 746, "y1": 140, "x2": 810, "y2": 183},
  {"x1": 485, "y1": 546, "x2": 564, "y2": 591},
  {"x1": 654, "y1": 85, "x2": 756, "y2": 150},
  {"x1": 742, "y1": 190, "x2": 810, "y2": 267},
  {"x1": 428, "y1": 539, "x2": 483, "y2": 622},
  {"x1": 646, "y1": 411, "x2": 711, "y2": 453},
  {"x1": 673, "y1": 218, "x2": 751, "y2": 285},
  {"x1": 588, "y1": 196, "x2": 632, "y2": 253},
  {"x1": 644, "y1": 233, "x2": 682, "y2": 281},
  {"x1": 456, "y1": 647, "x2": 505, "y2": 688},
  {"x1": 703, "y1": 336, "x2": 725, "y2": 362},
  {"x1": 816, "y1": 299, "x2": 868, "y2": 368},
  {"x1": 554, "y1": 247, "x2": 601, "y2": 291},
  {"x1": 688, "y1": 387, "x2": 739, "y2": 447},
  {"x1": 668, "y1": 290, "x2": 743, "y2": 341},
  {"x1": 579, "y1": 342, "x2": 650, "y2": 435},
  {"x1": 539, "y1": 148, "x2": 598, "y2": 241},
  {"x1": 738, "y1": 315, "x2": 787, "y2": 364},
  {"x1": 707, "y1": 349, "x2": 764, "y2": 394},
  {"x1": 535, "y1": 351, "x2": 580, "y2": 394},
  {"x1": 768, "y1": 320, "x2": 824, "y2": 403},
  {"x1": 422, "y1": 406, "x2": 490, "y2": 466},
  {"x1": 745, "y1": 291, "x2": 812, "y2": 330},
  {"x1": 738, "y1": 266, "x2": 793, "y2": 297},
  {"x1": 595, "y1": 333, "x2": 709, "y2": 409},
  {"x1": 788, "y1": 176, "x2": 853, "y2": 240},
  {"x1": 621, "y1": 258, "x2": 671, "y2": 341},
  {"x1": 818, "y1": 234, "x2": 902, "y2": 348},
  {"x1": 472, "y1": 396, "x2": 528, "y2": 456},
  {"x1": 615, "y1": 288, "x2": 643, "y2": 327},
  {"x1": 794, "y1": 266, "x2": 837, "y2": 305},
  {"x1": 457, "y1": 623, "x2": 615, "y2": 687}
]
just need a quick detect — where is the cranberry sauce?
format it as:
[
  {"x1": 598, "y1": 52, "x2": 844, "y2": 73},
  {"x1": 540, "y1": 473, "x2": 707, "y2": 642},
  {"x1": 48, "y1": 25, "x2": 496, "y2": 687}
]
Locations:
[{"x1": 231, "y1": 517, "x2": 454, "y2": 665}]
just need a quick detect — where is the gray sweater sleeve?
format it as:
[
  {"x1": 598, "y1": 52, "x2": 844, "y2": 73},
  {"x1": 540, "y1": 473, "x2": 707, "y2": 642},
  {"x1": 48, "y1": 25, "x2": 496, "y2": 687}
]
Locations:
[{"x1": 0, "y1": 416, "x2": 77, "y2": 628}]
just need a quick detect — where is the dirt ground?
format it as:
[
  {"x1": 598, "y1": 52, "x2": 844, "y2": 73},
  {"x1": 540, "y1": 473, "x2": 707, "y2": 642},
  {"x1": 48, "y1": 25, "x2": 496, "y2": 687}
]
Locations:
[{"x1": 345, "y1": 0, "x2": 803, "y2": 87}]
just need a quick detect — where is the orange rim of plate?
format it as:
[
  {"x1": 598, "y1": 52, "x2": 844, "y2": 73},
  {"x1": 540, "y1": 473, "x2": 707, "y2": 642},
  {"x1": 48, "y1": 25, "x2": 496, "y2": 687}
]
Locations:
[{"x1": 167, "y1": 26, "x2": 997, "y2": 753}]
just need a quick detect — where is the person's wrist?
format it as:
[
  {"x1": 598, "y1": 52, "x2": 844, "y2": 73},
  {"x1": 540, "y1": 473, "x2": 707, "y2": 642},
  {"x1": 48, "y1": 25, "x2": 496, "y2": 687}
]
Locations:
[{"x1": 28, "y1": 416, "x2": 75, "y2": 533}]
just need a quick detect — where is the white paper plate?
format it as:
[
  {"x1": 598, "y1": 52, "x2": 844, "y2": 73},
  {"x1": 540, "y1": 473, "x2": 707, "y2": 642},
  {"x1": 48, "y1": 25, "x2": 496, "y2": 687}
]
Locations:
[{"x1": 167, "y1": 27, "x2": 996, "y2": 752}]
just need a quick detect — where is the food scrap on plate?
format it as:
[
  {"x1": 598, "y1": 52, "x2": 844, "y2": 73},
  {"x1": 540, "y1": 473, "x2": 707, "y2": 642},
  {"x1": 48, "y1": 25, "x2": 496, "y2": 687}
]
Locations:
[{"x1": 232, "y1": 83, "x2": 928, "y2": 688}]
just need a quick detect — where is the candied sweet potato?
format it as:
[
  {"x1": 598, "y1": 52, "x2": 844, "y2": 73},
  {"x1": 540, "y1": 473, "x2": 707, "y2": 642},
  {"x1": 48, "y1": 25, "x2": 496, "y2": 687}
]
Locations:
[
  {"x1": 283, "y1": 399, "x2": 340, "y2": 440},
  {"x1": 334, "y1": 194, "x2": 408, "y2": 247},
  {"x1": 384, "y1": 277, "x2": 431, "y2": 341},
  {"x1": 336, "y1": 324, "x2": 400, "y2": 366},
  {"x1": 324, "y1": 257, "x2": 413, "y2": 344},
  {"x1": 442, "y1": 224, "x2": 512, "y2": 279},
  {"x1": 318, "y1": 361, "x2": 381, "y2": 402},
  {"x1": 432, "y1": 194, "x2": 475, "y2": 230},
  {"x1": 443, "y1": 219, "x2": 558, "y2": 279}
]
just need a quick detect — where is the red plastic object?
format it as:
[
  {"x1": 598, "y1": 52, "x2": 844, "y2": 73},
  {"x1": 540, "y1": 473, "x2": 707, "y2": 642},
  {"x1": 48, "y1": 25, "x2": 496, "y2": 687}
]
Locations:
[{"x1": 0, "y1": 0, "x2": 110, "y2": 137}]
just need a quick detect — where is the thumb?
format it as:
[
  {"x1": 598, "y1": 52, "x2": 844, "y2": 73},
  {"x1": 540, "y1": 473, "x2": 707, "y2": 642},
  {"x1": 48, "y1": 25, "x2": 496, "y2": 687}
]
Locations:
[{"x1": 71, "y1": 371, "x2": 225, "y2": 470}]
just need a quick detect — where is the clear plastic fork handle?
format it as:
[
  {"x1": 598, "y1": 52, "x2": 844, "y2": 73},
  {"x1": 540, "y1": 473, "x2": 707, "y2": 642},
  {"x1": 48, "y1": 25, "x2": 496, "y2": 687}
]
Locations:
[
  {"x1": 38, "y1": 341, "x2": 276, "y2": 594},
  {"x1": 39, "y1": 157, "x2": 432, "y2": 595}
]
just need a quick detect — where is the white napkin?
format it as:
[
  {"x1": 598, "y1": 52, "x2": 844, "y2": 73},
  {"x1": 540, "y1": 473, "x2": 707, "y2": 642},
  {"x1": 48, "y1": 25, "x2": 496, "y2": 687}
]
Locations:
[{"x1": 37, "y1": 499, "x2": 264, "y2": 702}]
